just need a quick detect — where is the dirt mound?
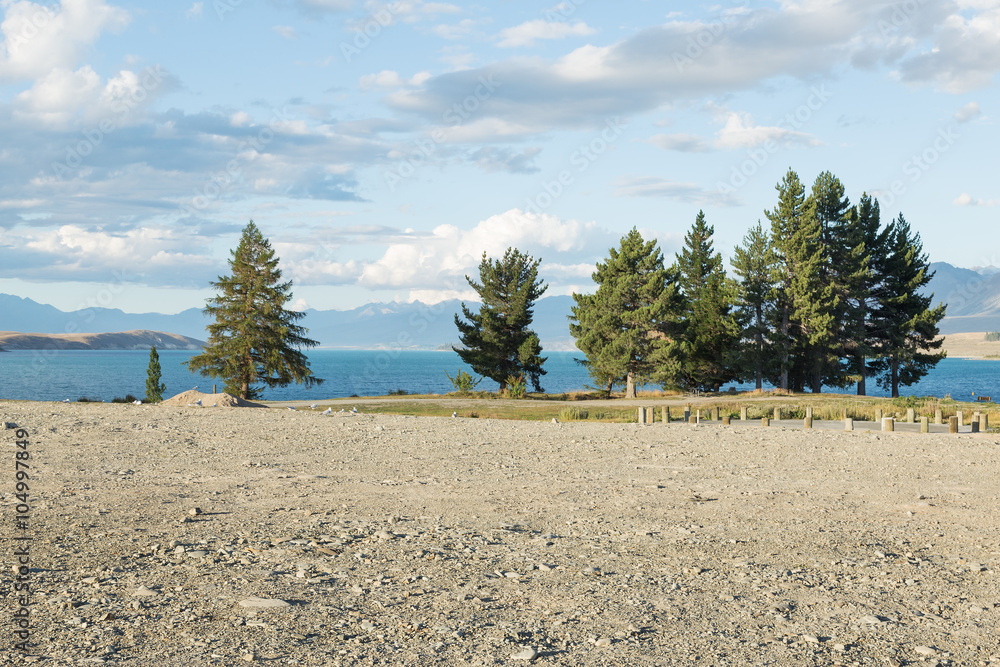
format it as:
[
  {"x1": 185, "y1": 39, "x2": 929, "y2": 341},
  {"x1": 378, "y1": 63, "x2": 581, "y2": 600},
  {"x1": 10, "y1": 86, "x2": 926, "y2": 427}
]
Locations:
[{"x1": 159, "y1": 389, "x2": 266, "y2": 408}]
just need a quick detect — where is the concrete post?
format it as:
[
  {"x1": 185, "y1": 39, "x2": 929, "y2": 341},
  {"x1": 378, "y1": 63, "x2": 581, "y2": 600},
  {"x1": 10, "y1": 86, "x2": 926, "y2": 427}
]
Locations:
[
  {"x1": 740, "y1": 407, "x2": 748, "y2": 421},
  {"x1": 883, "y1": 417, "x2": 894, "y2": 432},
  {"x1": 949, "y1": 416, "x2": 959, "y2": 433},
  {"x1": 638, "y1": 407, "x2": 645, "y2": 424},
  {"x1": 982, "y1": 413, "x2": 989, "y2": 430},
  {"x1": 934, "y1": 408, "x2": 942, "y2": 425},
  {"x1": 875, "y1": 409, "x2": 882, "y2": 423},
  {"x1": 774, "y1": 407, "x2": 781, "y2": 421},
  {"x1": 711, "y1": 407, "x2": 719, "y2": 421},
  {"x1": 684, "y1": 406, "x2": 691, "y2": 421},
  {"x1": 689, "y1": 415, "x2": 697, "y2": 425},
  {"x1": 804, "y1": 416, "x2": 813, "y2": 429},
  {"x1": 906, "y1": 408, "x2": 914, "y2": 423},
  {"x1": 920, "y1": 416, "x2": 929, "y2": 433},
  {"x1": 972, "y1": 418, "x2": 980, "y2": 433},
  {"x1": 806, "y1": 406, "x2": 813, "y2": 420},
  {"x1": 722, "y1": 415, "x2": 731, "y2": 425},
  {"x1": 761, "y1": 417, "x2": 770, "y2": 427},
  {"x1": 663, "y1": 406, "x2": 670, "y2": 423},
  {"x1": 845, "y1": 417, "x2": 854, "y2": 431},
  {"x1": 957, "y1": 410, "x2": 964, "y2": 427}
]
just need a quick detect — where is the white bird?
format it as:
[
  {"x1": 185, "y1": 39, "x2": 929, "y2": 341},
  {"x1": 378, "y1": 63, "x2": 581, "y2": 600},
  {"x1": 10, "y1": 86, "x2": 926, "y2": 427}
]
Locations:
[
  {"x1": 133, "y1": 399, "x2": 142, "y2": 405},
  {"x1": 351, "y1": 407, "x2": 358, "y2": 414},
  {"x1": 452, "y1": 411, "x2": 458, "y2": 418},
  {"x1": 339, "y1": 408, "x2": 345, "y2": 413},
  {"x1": 322, "y1": 407, "x2": 333, "y2": 415},
  {"x1": 288, "y1": 406, "x2": 296, "y2": 411},
  {"x1": 193, "y1": 398, "x2": 202, "y2": 406},
  {"x1": 62, "y1": 398, "x2": 70, "y2": 403},
  {"x1": 310, "y1": 403, "x2": 318, "y2": 409}
]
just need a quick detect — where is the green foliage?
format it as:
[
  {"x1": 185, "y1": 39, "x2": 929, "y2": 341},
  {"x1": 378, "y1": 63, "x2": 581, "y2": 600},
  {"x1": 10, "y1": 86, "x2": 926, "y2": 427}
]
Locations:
[
  {"x1": 112, "y1": 394, "x2": 140, "y2": 404},
  {"x1": 504, "y1": 373, "x2": 527, "y2": 399},
  {"x1": 145, "y1": 346, "x2": 165, "y2": 403},
  {"x1": 387, "y1": 388, "x2": 410, "y2": 396},
  {"x1": 986, "y1": 332, "x2": 1000, "y2": 342},
  {"x1": 569, "y1": 228, "x2": 684, "y2": 398},
  {"x1": 185, "y1": 221, "x2": 323, "y2": 400},
  {"x1": 444, "y1": 369, "x2": 482, "y2": 393},
  {"x1": 731, "y1": 221, "x2": 779, "y2": 389},
  {"x1": 674, "y1": 211, "x2": 741, "y2": 392},
  {"x1": 454, "y1": 248, "x2": 547, "y2": 392},
  {"x1": 558, "y1": 406, "x2": 590, "y2": 421}
]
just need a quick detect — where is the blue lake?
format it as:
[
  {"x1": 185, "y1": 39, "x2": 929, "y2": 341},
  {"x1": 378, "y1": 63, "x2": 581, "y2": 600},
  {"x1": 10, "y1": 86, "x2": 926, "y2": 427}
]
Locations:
[{"x1": 0, "y1": 349, "x2": 998, "y2": 402}]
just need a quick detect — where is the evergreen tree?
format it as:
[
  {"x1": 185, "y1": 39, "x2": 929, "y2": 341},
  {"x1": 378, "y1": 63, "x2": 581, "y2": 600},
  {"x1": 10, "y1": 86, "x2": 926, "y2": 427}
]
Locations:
[
  {"x1": 766, "y1": 169, "x2": 837, "y2": 392},
  {"x1": 186, "y1": 221, "x2": 323, "y2": 400},
  {"x1": 730, "y1": 221, "x2": 778, "y2": 390},
  {"x1": 569, "y1": 228, "x2": 684, "y2": 398},
  {"x1": 453, "y1": 248, "x2": 547, "y2": 392},
  {"x1": 145, "y1": 345, "x2": 165, "y2": 403},
  {"x1": 871, "y1": 214, "x2": 946, "y2": 397},
  {"x1": 674, "y1": 211, "x2": 740, "y2": 391},
  {"x1": 839, "y1": 194, "x2": 892, "y2": 395}
]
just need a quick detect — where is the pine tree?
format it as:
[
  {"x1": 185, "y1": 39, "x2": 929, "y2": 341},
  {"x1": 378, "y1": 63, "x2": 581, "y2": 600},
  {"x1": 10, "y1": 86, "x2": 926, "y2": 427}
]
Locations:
[
  {"x1": 731, "y1": 221, "x2": 778, "y2": 390},
  {"x1": 871, "y1": 214, "x2": 946, "y2": 397},
  {"x1": 453, "y1": 248, "x2": 547, "y2": 392},
  {"x1": 186, "y1": 221, "x2": 323, "y2": 400},
  {"x1": 145, "y1": 345, "x2": 165, "y2": 403},
  {"x1": 569, "y1": 228, "x2": 684, "y2": 398},
  {"x1": 674, "y1": 211, "x2": 740, "y2": 391},
  {"x1": 766, "y1": 169, "x2": 837, "y2": 392}
]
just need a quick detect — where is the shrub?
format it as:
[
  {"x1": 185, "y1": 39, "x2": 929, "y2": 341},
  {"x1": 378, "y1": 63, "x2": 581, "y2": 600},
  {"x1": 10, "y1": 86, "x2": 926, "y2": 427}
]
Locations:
[
  {"x1": 504, "y1": 373, "x2": 527, "y2": 399},
  {"x1": 985, "y1": 332, "x2": 1000, "y2": 342},
  {"x1": 111, "y1": 394, "x2": 140, "y2": 404},
  {"x1": 387, "y1": 388, "x2": 410, "y2": 396},
  {"x1": 559, "y1": 407, "x2": 590, "y2": 421},
  {"x1": 445, "y1": 369, "x2": 482, "y2": 394}
]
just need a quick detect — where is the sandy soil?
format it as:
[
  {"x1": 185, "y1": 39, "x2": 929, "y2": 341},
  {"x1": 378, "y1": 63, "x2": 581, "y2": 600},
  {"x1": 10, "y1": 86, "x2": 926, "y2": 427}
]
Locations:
[
  {"x1": 939, "y1": 332, "x2": 1000, "y2": 359},
  {"x1": 2, "y1": 400, "x2": 1000, "y2": 666}
]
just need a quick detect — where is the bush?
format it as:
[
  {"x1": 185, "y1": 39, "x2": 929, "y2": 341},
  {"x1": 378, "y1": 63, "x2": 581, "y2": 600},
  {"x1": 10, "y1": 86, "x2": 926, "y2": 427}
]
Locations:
[
  {"x1": 504, "y1": 374, "x2": 527, "y2": 399},
  {"x1": 986, "y1": 332, "x2": 1000, "y2": 342},
  {"x1": 445, "y1": 369, "x2": 482, "y2": 394},
  {"x1": 558, "y1": 407, "x2": 590, "y2": 421},
  {"x1": 111, "y1": 394, "x2": 140, "y2": 404},
  {"x1": 387, "y1": 388, "x2": 410, "y2": 396},
  {"x1": 77, "y1": 397, "x2": 101, "y2": 403}
]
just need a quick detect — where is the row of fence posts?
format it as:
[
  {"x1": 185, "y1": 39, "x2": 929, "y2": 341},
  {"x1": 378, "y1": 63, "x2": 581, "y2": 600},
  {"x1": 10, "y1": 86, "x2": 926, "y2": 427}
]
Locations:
[{"x1": 636, "y1": 405, "x2": 990, "y2": 433}]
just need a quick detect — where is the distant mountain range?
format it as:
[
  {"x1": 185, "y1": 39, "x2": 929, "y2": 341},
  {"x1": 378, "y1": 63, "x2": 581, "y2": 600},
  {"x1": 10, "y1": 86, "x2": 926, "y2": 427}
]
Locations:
[
  {"x1": 0, "y1": 262, "x2": 996, "y2": 349},
  {"x1": 0, "y1": 330, "x2": 204, "y2": 351}
]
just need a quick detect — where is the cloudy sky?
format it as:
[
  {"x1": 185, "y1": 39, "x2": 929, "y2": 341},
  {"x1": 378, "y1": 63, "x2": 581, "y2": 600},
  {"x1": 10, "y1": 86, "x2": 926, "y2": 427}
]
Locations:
[{"x1": 0, "y1": 0, "x2": 996, "y2": 314}]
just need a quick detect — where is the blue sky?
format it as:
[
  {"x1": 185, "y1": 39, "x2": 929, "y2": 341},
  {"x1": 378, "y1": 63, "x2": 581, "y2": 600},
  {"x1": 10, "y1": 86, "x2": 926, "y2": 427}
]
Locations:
[{"x1": 0, "y1": 0, "x2": 996, "y2": 314}]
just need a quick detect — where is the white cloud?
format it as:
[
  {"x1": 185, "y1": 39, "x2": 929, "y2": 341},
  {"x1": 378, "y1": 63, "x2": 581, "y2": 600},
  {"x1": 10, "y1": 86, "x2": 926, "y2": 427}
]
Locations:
[
  {"x1": 185, "y1": 2, "x2": 203, "y2": 19},
  {"x1": 954, "y1": 101, "x2": 982, "y2": 123},
  {"x1": 647, "y1": 133, "x2": 711, "y2": 153},
  {"x1": 496, "y1": 19, "x2": 596, "y2": 48},
  {"x1": 0, "y1": 0, "x2": 130, "y2": 82},
  {"x1": 360, "y1": 69, "x2": 432, "y2": 89},
  {"x1": 272, "y1": 25, "x2": 298, "y2": 40},
  {"x1": 953, "y1": 193, "x2": 999, "y2": 206},
  {"x1": 714, "y1": 111, "x2": 822, "y2": 149},
  {"x1": 615, "y1": 176, "x2": 741, "y2": 207}
]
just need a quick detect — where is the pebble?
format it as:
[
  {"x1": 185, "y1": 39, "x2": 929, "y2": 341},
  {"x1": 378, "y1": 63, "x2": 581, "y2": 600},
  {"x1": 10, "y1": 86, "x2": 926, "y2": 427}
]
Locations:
[
  {"x1": 594, "y1": 637, "x2": 612, "y2": 647},
  {"x1": 374, "y1": 530, "x2": 395, "y2": 540},
  {"x1": 915, "y1": 646, "x2": 937, "y2": 656},
  {"x1": 133, "y1": 586, "x2": 158, "y2": 597},
  {"x1": 238, "y1": 597, "x2": 290, "y2": 608},
  {"x1": 511, "y1": 647, "x2": 538, "y2": 661},
  {"x1": 802, "y1": 634, "x2": 820, "y2": 644},
  {"x1": 360, "y1": 620, "x2": 376, "y2": 631},
  {"x1": 859, "y1": 614, "x2": 882, "y2": 625},
  {"x1": 188, "y1": 507, "x2": 202, "y2": 516}
]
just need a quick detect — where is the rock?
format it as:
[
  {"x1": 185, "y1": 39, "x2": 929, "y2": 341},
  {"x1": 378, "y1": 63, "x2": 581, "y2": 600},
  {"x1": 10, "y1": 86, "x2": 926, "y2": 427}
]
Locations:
[
  {"x1": 802, "y1": 634, "x2": 820, "y2": 644},
  {"x1": 374, "y1": 530, "x2": 394, "y2": 540},
  {"x1": 188, "y1": 508, "x2": 202, "y2": 516},
  {"x1": 360, "y1": 620, "x2": 376, "y2": 631},
  {"x1": 594, "y1": 637, "x2": 611, "y2": 647},
  {"x1": 859, "y1": 614, "x2": 882, "y2": 625},
  {"x1": 238, "y1": 597, "x2": 290, "y2": 609},
  {"x1": 133, "y1": 586, "x2": 158, "y2": 597},
  {"x1": 511, "y1": 647, "x2": 538, "y2": 661},
  {"x1": 915, "y1": 646, "x2": 936, "y2": 656}
]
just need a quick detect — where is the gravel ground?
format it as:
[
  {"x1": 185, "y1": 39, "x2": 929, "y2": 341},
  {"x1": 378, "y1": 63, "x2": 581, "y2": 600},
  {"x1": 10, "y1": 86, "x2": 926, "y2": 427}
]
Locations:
[{"x1": 3, "y1": 401, "x2": 1000, "y2": 666}]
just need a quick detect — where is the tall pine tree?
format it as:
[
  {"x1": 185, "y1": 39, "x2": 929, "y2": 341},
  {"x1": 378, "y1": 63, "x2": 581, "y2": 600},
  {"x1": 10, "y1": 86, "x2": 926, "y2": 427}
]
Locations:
[
  {"x1": 871, "y1": 214, "x2": 946, "y2": 397},
  {"x1": 186, "y1": 221, "x2": 323, "y2": 400},
  {"x1": 766, "y1": 169, "x2": 837, "y2": 392},
  {"x1": 731, "y1": 221, "x2": 778, "y2": 390},
  {"x1": 145, "y1": 345, "x2": 165, "y2": 403},
  {"x1": 569, "y1": 228, "x2": 683, "y2": 398},
  {"x1": 454, "y1": 248, "x2": 547, "y2": 392},
  {"x1": 674, "y1": 211, "x2": 740, "y2": 391}
]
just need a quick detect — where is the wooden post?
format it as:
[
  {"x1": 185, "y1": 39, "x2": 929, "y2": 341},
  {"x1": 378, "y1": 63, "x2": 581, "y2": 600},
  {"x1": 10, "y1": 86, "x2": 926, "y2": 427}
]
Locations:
[
  {"x1": 949, "y1": 416, "x2": 959, "y2": 433},
  {"x1": 804, "y1": 415, "x2": 813, "y2": 429},
  {"x1": 761, "y1": 417, "x2": 770, "y2": 427},
  {"x1": 906, "y1": 408, "x2": 914, "y2": 423},
  {"x1": 974, "y1": 411, "x2": 981, "y2": 427},
  {"x1": 213, "y1": 384, "x2": 217, "y2": 394},
  {"x1": 740, "y1": 407, "x2": 748, "y2": 421},
  {"x1": 711, "y1": 407, "x2": 719, "y2": 421},
  {"x1": 842, "y1": 407, "x2": 848, "y2": 419},
  {"x1": 688, "y1": 415, "x2": 697, "y2": 425},
  {"x1": 982, "y1": 413, "x2": 989, "y2": 431},
  {"x1": 957, "y1": 410, "x2": 964, "y2": 427},
  {"x1": 663, "y1": 406, "x2": 670, "y2": 423},
  {"x1": 845, "y1": 417, "x2": 853, "y2": 431},
  {"x1": 684, "y1": 406, "x2": 691, "y2": 421},
  {"x1": 972, "y1": 418, "x2": 980, "y2": 433},
  {"x1": 920, "y1": 416, "x2": 929, "y2": 433},
  {"x1": 722, "y1": 415, "x2": 731, "y2": 425},
  {"x1": 883, "y1": 417, "x2": 894, "y2": 432},
  {"x1": 697, "y1": 409, "x2": 702, "y2": 423},
  {"x1": 638, "y1": 407, "x2": 644, "y2": 424},
  {"x1": 934, "y1": 408, "x2": 942, "y2": 425},
  {"x1": 774, "y1": 407, "x2": 781, "y2": 421},
  {"x1": 875, "y1": 409, "x2": 882, "y2": 423}
]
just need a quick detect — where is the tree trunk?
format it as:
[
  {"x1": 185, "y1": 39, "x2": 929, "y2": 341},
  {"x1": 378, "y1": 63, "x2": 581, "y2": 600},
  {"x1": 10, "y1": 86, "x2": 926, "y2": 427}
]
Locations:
[
  {"x1": 891, "y1": 356, "x2": 900, "y2": 398},
  {"x1": 856, "y1": 354, "x2": 866, "y2": 396},
  {"x1": 625, "y1": 372, "x2": 636, "y2": 399},
  {"x1": 779, "y1": 305, "x2": 789, "y2": 391},
  {"x1": 754, "y1": 305, "x2": 763, "y2": 390},
  {"x1": 240, "y1": 381, "x2": 248, "y2": 400}
]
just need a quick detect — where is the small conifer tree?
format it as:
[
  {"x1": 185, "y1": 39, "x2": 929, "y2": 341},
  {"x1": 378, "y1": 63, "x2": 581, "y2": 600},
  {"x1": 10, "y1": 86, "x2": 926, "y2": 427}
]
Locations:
[{"x1": 145, "y1": 345, "x2": 165, "y2": 403}]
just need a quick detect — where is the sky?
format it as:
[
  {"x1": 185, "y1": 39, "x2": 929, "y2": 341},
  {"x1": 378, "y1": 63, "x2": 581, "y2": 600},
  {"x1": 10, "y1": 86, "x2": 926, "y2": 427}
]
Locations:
[{"x1": 0, "y1": 0, "x2": 996, "y2": 315}]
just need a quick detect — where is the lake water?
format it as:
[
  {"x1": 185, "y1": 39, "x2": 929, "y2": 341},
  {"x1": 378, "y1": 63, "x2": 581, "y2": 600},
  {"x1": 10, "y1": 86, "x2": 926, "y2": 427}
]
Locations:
[{"x1": 1, "y1": 349, "x2": 998, "y2": 402}]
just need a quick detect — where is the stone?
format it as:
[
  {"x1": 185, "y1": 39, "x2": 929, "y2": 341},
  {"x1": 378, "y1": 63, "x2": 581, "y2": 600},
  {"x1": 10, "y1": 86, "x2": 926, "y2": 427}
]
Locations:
[
  {"x1": 914, "y1": 646, "x2": 936, "y2": 656},
  {"x1": 859, "y1": 615, "x2": 882, "y2": 625},
  {"x1": 511, "y1": 647, "x2": 538, "y2": 661},
  {"x1": 189, "y1": 508, "x2": 202, "y2": 516},
  {"x1": 133, "y1": 586, "x2": 158, "y2": 597},
  {"x1": 802, "y1": 634, "x2": 819, "y2": 644},
  {"x1": 594, "y1": 637, "x2": 611, "y2": 647}
]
